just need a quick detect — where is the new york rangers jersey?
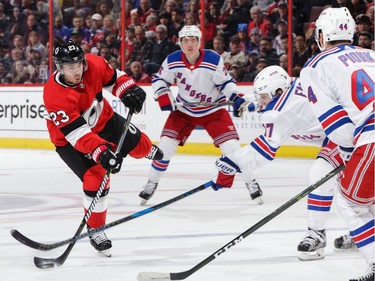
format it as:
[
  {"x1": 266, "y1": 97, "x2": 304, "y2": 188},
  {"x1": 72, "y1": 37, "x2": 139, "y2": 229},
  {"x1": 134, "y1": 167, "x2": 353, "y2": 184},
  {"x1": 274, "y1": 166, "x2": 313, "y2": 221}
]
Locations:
[
  {"x1": 152, "y1": 49, "x2": 239, "y2": 117},
  {"x1": 300, "y1": 44, "x2": 374, "y2": 149},
  {"x1": 43, "y1": 54, "x2": 118, "y2": 154},
  {"x1": 251, "y1": 77, "x2": 327, "y2": 163}
]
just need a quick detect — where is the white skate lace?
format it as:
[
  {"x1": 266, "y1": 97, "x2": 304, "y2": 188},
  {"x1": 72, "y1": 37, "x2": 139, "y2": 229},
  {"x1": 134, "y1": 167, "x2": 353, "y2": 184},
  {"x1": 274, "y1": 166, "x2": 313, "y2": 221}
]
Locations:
[
  {"x1": 341, "y1": 234, "x2": 355, "y2": 248},
  {"x1": 303, "y1": 230, "x2": 325, "y2": 247},
  {"x1": 143, "y1": 181, "x2": 157, "y2": 194},
  {"x1": 91, "y1": 231, "x2": 109, "y2": 245}
]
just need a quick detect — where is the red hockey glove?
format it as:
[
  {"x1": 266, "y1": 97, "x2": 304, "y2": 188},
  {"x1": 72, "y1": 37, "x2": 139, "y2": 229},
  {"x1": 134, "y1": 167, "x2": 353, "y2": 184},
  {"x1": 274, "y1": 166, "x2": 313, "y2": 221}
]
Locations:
[
  {"x1": 211, "y1": 156, "x2": 240, "y2": 191},
  {"x1": 113, "y1": 75, "x2": 146, "y2": 113},
  {"x1": 156, "y1": 88, "x2": 176, "y2": 111},
  {"x1": 92, "y1": 143, "x2": 123, "y2": 173}
]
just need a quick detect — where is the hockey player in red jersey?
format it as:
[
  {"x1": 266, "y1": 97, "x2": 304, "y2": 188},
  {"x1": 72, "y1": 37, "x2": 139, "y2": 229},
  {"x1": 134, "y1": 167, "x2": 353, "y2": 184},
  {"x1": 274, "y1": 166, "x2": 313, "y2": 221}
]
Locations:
[{"x1": 43, "y1": 40, "x2": 163, "y2": 257}]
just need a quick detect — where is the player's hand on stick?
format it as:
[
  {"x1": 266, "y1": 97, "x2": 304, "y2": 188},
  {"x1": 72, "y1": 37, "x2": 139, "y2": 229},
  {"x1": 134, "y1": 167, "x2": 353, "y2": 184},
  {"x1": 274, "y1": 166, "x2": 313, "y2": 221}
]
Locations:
[
  {"x1": 156, "y1": 88, "x2": 176, "y2": 111},
  {"x1": 211, "y1": 156, "x2": 240, "y2": 190},
  {"x1": 338, "y1": 146, "x2": 354, "y2": 165},
  {"x1": 92, "y1": 143, "x2": 123, "y2": 173},
  {"x1": 113, "y1": 76, "x2": 146, "y2": 113}
]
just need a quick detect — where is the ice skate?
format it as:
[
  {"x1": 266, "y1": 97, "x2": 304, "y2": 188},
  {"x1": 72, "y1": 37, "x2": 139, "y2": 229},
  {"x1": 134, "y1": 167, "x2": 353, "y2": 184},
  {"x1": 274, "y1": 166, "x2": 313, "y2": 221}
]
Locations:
[
  {"x1": 246, "y1": 179, "x2": 263, "y2": 204},
  {"x1": 139, "y1": 180, "x2": 158, "y2": 205},
  {"x1": 349, "y1": 263, "x2": 374, "y2": 281},
  {"x1": 334, "y1": 233, "x2": 357, "y2": 251},
  {"x1": 145, "y1": 144, "x2": 164, "y2": 160},
  {"x1": 88, "y1": 226, "x2": 112, "y2": 257},
  {"x1": 297, "y1": 228, "x2": 326, "y2": 261}
]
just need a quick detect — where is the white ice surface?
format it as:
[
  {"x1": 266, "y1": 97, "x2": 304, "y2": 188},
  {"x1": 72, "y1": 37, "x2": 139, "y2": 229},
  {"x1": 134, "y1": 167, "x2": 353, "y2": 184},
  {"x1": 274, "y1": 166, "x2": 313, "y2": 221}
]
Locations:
[{"x1": 0, "y1": 149, "x2": 365, "y2": 281}]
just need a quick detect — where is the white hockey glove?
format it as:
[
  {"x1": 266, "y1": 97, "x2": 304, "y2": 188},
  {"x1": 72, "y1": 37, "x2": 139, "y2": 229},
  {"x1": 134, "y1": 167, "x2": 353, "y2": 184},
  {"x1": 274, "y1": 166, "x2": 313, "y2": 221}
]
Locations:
[
  {"x1": 156, "y1": 88, "x2": 176, "y2": 112},
  {"x1": 211, "y1": 156, "x2": 240, "y2": 191}
]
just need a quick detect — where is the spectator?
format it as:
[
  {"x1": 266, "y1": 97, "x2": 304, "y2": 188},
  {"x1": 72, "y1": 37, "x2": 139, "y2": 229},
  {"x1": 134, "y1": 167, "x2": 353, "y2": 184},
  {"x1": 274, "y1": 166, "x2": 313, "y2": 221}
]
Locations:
[
  {"x1": 144, "y1": 14, "x2": 158, "y2": 38},
  {"x1": 96, "y1": 0, "x2": 112, "y2": 18},
  {"x1": 0, "y1": 61, "x2": 12, "y2": 83},
  {"x1": 347, "y1": 0, "x2": 367, "y2": 19},
  {"x1": 222, "y1": 35, "x2": 248, "y2": 75},
  {"x1": 185, "y1": 0, "x2": 199, "y2": 20},
  {"x1": 236, "y1": 23, "x2": 251, "y2": 55},
  {"x1": 219, "y1": 0, "x2": 243, "y2": 43},
  {"x1": 292, "y1": 34, "x2": 308, "y2": 68},
  {"x1": 158, "y1": 11, "x2": 172, "y2": 36},
  {"x1": 12, "y1": 35, "x2": 26, "y2": 52},
  {"x1": 242, "y1": 57, "x2": 269, "y2": 82},
  {"x1": 236, "y1": 0, "x2": 252, "y2": 23},
  {"x1": 161, "y1": 0, "x2": 179, "y2": 14},
  {"x1": 307, "y1": 39, "x2": 320, "y2": 59},
  {"x1": 230, "y1": 60, "x2": 247, "y2": 81},
  {"x1": 248, "y1": 5, "x2": 272, "y2": 38},
  {"x1": 132, "y1": 0, "x2": 155, "y2": 24},
  {"x1": 104, "y1": 32, "x2": 120, "y2": 58},
  {"x1": 23, "y1": 14, "x2": 47, "y2": 46},
  {"x1": 99, "y1": 44, "x2": 116, "y2": 62},
  {"x1": 247, "y1": 49, "x2": 260, "y2": 73},
  {"x1": 53, "y1": 15, "x2": 70, "y2": 42},
  {"x1": 203, "y1": 11, "x2": 217, "y2": 49},
  {"x1": 208, "y1": 2, "x2": 222, "y2": 25},
  {"x1": 11, "y1": 59, "x2": 30, "y2": 84},
  {"x1": 69, "y1": 28, "x2": 86, "y2": 45},
  {"x1": 213, "y1": 36, "x2": 229, "y2": 57},
  {"x1": 169, "y1": 8, "x2": 184, "y2": 44},
  {"x1": 90, "y1": 13, "x2": 104, "y2": 39},
  {"x1": 259, "y1": 36, "x2": 279, "y2": 65},
  {"x1": 129, "y1": 12, "x2": 143, "y2": 28},
  {"x1": 68, "y1": 16, "x2": 91, "y2": 43},
  {"x1": 102, "y1": 15, "x2": 116, "y2": 34},
  {"x1": 273, "y1": 19, "x2": 288, "y2": 55},
  {"x1": 130, "y1": 60, "x2": 152, "y2": 82},
  {"x1": 252, "y1": 0, "x2": 275, "y2": 13},
  {"x1": 124, "y1": 27, "x2": 136, "y2": 67},
  {"x1": 279, "y1": 53, "x2": 288, "y2": 72},
  {"x1": 356, "y1": 31, "x2": 372, "y2": 48},
  {"x1": 0, "y1": 3, "x2": 10, "y2": 35},
  {"x1": 129, "y1": 25, "x2": 153, "y2": 66},
  {"x1": 353, "y1": 14, "x2": 373, "y2": 45},
  {"x1": 144, "y1": 24, "x2": 176, "y2": 76},
  {"x1": 25, "y1": 30, "x2": 47, "y2": 59},
  {"x1": 248, "y1": 27, "x2": 262, "y2": 54},
  {"x1": 80, "y1": 42, "x2": 92, "y2": 54},
  {"x1": 184, "y1": 12, "x2": 198, "y2": 26}
]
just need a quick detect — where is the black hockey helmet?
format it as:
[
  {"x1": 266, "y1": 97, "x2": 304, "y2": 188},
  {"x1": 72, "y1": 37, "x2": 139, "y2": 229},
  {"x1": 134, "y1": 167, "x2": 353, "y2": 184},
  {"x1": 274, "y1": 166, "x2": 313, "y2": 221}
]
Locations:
[{"x1": 53, "y1": 40, "x2": 86, "y2": 71}]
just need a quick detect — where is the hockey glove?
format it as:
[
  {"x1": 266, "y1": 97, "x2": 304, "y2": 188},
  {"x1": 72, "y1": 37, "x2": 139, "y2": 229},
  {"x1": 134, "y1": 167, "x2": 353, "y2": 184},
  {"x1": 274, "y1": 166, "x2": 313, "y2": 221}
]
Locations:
[
  {"x1": 92, "y1": 143, "x2": 123, "y2": 173},
  {"x1": 113, "y1": 75, "x2": 146, "y2": 114},
  {"x1": 339, "y1": 146, "x2": 354, "y2": 165},
  {"x1": 211, "y1": 156, "x2": 240, "y2": 191},
  {"x1": 156, "y1": 88, "x2": 176, "y2": 111}
]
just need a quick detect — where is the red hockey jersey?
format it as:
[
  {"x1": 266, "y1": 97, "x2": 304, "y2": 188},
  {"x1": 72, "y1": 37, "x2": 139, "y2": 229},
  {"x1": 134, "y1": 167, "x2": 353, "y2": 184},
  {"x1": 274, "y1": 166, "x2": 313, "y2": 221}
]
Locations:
[{"x1": 43, "y1": 54, "x2": 119, "y2": 154}]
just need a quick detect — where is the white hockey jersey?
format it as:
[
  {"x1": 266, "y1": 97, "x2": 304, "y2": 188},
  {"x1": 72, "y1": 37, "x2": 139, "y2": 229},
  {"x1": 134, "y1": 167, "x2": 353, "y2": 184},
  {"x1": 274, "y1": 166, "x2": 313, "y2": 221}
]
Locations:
[
  {"x1": 250, "y1": 77, "x2": 326, "y2": 162},
  {"x1": 300, "y1": 44, "x2": 374, "y2": 149},
  {"x1": 152, "y1": 49, "x2": 239, "y2": 117}
]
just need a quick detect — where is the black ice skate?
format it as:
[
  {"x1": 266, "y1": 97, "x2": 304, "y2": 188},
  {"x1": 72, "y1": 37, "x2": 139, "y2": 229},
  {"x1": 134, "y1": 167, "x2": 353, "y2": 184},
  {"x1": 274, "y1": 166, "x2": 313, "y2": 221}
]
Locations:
[
  {"x1": 334, "y1": 233, "x2": 357, "y2": 251},
  {"x1": 139, "y1": 180, "x2": 158, "y2": 205},
  {"x1": 88, "y1": 226, "x2": 112, "y2": 257},
  {"x1": 297, "y1": 228, "x2": 326, "y2": 261},
  {"x1": 349, "y1": 263, "x2": 375, "y2": 281},
  {"x1": 246, "y1": 179, "x2": 263, "y2": 204},
  {"x1": 145, "y1": 144, "x2": 164, "y2": 160}
]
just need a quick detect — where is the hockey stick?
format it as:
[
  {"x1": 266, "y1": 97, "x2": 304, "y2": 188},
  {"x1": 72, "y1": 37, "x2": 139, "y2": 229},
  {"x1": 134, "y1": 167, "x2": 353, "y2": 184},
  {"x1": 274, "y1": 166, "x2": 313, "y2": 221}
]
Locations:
[
  {"x1": 11, "y1": 181, "x2": 213, "y2": 251},
  {"x1": 13, "y1": 108, "x2": 134, "y2": 269},
  {"x1": 137, "y1": 165, "x2": 345, "y2": 281}
]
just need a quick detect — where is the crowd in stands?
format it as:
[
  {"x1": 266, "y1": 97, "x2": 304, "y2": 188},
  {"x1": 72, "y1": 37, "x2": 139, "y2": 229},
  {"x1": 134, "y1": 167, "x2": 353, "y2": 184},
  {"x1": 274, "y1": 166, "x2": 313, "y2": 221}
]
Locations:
[{"x1": 0, "y1": 0, "x2": 373, "y2": 84}]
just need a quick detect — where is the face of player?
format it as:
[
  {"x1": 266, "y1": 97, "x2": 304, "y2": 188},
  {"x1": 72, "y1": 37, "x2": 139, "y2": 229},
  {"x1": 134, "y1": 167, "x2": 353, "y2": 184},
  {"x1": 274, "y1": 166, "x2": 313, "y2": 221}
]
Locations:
[
  {"x1": 256, "y1": 93, "x2": 272, "y2": 107},
  {"x1": 180, "y1": 36, "x2": 199, "y2": 57},
  {"x1": 61, "y1": 62, "x2": 84, "y2": 85}
]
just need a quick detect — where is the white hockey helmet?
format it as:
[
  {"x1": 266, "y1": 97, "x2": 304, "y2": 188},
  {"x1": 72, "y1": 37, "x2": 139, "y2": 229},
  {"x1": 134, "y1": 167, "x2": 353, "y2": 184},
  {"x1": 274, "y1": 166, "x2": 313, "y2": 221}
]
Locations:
[
  {"x1": 253, "y1": 65, "x2": 291, "y2": 99},
  {"x1": 178, "y1": 25, "x2": 202, "y2": 43},
  {"x1": 315, "y1": 7, "x2": 355, "y2": 51}
]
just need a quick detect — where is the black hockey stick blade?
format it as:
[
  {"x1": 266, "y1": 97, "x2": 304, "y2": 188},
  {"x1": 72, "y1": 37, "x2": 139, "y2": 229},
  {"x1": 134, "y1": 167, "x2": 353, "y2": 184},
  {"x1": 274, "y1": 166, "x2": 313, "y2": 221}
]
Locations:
[
  {"x1": 137, "y1": 165, "x2": 345, "y2": 280},
  {"x1": 12, "y1": 181, "x2": 212, "y2": 252}
]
